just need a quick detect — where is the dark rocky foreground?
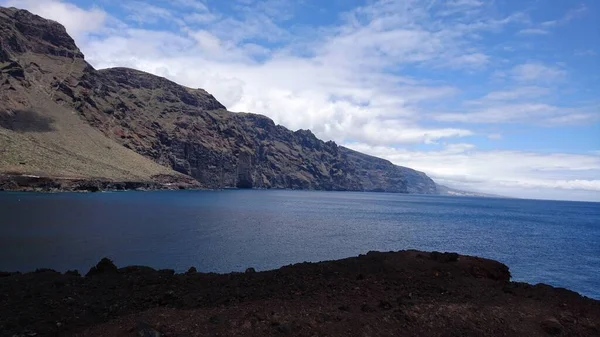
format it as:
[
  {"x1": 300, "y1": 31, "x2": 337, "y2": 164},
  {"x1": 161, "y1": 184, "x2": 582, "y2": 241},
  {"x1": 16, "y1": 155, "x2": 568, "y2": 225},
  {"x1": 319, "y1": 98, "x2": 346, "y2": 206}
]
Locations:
[{"x1": 1, "y1": 251, "x2": 598, "y2": 337}]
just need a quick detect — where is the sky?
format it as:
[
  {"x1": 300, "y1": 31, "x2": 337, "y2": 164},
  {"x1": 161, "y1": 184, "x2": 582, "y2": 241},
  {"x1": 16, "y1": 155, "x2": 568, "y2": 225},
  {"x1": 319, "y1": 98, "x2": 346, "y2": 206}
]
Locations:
[{"x1": 3, "y1": 0, "x2": 600, "y2": 201}]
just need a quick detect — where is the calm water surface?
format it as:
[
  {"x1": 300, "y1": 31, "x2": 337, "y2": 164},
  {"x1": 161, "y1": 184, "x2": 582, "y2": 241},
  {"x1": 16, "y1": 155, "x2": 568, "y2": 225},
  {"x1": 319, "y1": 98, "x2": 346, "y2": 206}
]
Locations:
[{"x1": 0, "y1": 190, "x2": 598, "y2": 299}]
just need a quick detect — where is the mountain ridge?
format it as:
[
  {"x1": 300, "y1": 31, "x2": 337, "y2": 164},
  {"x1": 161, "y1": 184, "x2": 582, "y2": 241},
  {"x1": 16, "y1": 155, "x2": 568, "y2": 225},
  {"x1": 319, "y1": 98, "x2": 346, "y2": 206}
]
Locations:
[
  {"x1": 0, "y1": 6, "x2": 437, "y2": 194},
  {"x1": 436, "y1": 184, "x2": 508, "y2": 198}
]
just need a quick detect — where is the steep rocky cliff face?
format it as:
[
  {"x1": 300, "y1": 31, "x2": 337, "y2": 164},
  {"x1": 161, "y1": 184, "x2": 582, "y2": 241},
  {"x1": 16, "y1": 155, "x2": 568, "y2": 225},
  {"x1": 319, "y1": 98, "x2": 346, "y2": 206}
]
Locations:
[
  {"x1": 0, "y1": 7, "x2": 197, "y2": 188},
  {"x1": 340, "y1": 147, "x2": 437, "y2": 194},
  {"x1": 0, "y1": 7, "x2": 437, "y2": 193}
]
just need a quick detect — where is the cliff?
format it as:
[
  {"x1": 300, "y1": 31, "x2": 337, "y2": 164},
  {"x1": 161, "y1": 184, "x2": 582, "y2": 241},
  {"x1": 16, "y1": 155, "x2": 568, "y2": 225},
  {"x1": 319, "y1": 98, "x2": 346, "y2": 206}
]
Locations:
[
  {"x1": 0, "y1": 7, "x2": 197, "y2": 189},
  {"x1": 0, "y1": 7, "x2": 437, "y2": 193}
]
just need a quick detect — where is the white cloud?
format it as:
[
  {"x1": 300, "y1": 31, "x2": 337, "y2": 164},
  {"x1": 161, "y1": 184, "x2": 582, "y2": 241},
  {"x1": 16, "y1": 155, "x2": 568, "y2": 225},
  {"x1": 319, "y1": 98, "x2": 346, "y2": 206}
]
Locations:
[
  {"x1": 189, "y1": 30, "x2": 224, "y2": 55},
  {"x1": 445, "y1": 53, "x2": 489, "y2": 68},
  {"x1": 210, "y1": 13, "x2": 290, "y2": 43},
  {"x1": 183, "y1": 12, "x2": 218, "y2": 24},
  {"x1": 471, "y1": 86, "x2": 550, "y2": 102},
  {"x1": 2, "y1": 0, "x2": 107, "y2": 38},
  {"x1": 345, "y1": 143, "x2": 600, "y2": 201},
  {"x1": 168, "y1": 0, "x2": 210, "y2": 12},
  {"x1": 443, "y1": 143, "x2": 476, "y2": 153},
  {"x1": 518, "y1": 28, "x2": 549, "y2": 35},
  {"x1": 446, "y1": 0, "x2": 484, "y2": 7},
  {"x1": 233, "y1": 0, "x2": 297, "y2": 22},
  {"x1": 541, "y1": 20, "x2": 558, "y2": 27},
  {"x1": 433, "y1": 103, "x2": 598, "y2": 125},
  {"x1": 437, "y1": 0, "x2": 486, "y2": 17},
  {"x1": 122, "y1": 2, "x2": 174, "y2": 25},
  {"x1": 510, "y1": 63, "x2": 566, "y2": 82},
  {"x1": 544, "y1": 112, "x2": 600, "y2": 125},
  {"x1": 563, "y1": 4, "x2": 588, "y2": 22},
  {"x1": 539, "y1": 5, "x2": 587, "y2": 28},
  {"x1": 434, "y1": 103, "x2": 558, "y2": 124}
]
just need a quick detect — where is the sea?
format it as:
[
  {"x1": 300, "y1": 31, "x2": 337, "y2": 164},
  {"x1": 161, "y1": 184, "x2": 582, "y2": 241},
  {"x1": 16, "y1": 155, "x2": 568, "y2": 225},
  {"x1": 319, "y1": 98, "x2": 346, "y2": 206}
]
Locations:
[{"x1": 0, "y1": 190, "x2": 598, "y2": 299}]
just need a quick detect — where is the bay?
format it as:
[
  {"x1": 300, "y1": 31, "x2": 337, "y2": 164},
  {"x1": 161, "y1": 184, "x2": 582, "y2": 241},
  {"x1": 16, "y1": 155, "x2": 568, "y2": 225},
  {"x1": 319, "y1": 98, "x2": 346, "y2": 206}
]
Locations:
[{"x1": 0, "y1": 190, "x2": 598, "y2": 299}]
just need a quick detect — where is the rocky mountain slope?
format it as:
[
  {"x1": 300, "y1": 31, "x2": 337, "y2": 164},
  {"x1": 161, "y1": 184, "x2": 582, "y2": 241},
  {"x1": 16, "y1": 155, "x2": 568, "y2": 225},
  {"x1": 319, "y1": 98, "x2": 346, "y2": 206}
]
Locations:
[
  {"x1": 0, "y1": 7, "x2": 437, "y2": 193},
  {"x1": 0, "y1": 7, "x2": 197, "y2": 190}
]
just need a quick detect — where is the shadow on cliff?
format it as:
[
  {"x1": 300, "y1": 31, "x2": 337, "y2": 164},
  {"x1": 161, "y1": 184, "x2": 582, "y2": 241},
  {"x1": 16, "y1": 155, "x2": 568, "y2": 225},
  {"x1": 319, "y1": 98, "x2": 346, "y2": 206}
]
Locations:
[{"x1": 0, "y1": 110, "x2": 55, "y2": 132}]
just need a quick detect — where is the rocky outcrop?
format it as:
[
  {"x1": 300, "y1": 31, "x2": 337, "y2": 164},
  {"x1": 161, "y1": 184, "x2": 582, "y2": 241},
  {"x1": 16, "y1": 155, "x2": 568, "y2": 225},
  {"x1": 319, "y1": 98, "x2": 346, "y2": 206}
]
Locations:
[
  {"x1": 339, "y1": 147, "x2": 437, "y2": 193},
  {"x1": 1, "y1": 251, "x2": 598, "y2": 337},
  {"x1": 0, "y1": 7, "x2": 83, "y2": 60},
  {"x1": 0, "y1": 6, "x2": 438, "y2": 194}
]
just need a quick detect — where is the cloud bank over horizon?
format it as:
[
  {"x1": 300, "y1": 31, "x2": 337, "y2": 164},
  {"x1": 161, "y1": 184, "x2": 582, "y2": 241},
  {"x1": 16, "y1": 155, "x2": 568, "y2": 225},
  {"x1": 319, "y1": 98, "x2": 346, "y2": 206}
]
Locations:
[{"x1": 4, "y1": 0, "x2": 599, "y2": 201}]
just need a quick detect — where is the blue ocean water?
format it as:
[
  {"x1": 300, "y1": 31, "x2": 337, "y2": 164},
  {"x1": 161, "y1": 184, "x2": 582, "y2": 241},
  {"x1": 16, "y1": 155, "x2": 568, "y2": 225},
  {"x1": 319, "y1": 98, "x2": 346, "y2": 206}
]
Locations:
[{"x1": 0, "y1": 190, "x2": 598, "y2": 299}]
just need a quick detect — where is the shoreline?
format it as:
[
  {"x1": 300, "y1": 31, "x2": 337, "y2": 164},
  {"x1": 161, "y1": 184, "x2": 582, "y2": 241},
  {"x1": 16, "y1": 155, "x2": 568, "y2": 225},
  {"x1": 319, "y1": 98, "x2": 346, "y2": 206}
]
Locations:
[
  {"x1": 0, "y1": 173, "x2": 202, "y2": 193},
  {"x1": 1, "y1": 250, "x2": 598, "y2": 336},
  {"x1": 0, "y1": 173, "x2": 416, "y2": 194}
]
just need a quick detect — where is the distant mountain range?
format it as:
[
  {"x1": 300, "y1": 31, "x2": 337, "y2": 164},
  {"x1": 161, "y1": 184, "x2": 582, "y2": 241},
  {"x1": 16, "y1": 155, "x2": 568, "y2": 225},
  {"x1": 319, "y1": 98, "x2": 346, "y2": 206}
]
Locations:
[
  {"x1": 1, "y1": 7, "x2": 471, "y2": 195},
  {"x1": 436, "y1": 185, "x2": 507, "y2": 198}
]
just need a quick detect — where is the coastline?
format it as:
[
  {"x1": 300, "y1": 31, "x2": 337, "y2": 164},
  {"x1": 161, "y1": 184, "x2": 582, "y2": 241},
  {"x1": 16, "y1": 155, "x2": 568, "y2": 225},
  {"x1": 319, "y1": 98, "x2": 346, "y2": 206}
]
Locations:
[
  {"x1": 1, "y1": 250, "x2": 598, "y2": 337},
  {"x1": 0, "y1": 174, "x2": 416, "y2": 194},
  {"x1": 0, "y1": 173, "x2": 201, "y2": 193}
]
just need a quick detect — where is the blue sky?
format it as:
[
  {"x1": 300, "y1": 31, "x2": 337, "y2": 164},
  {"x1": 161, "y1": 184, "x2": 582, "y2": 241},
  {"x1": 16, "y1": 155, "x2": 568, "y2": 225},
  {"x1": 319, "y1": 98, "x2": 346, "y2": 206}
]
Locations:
[{"x1": 4, "y1": 0, "x2": 600, "y2": 201}]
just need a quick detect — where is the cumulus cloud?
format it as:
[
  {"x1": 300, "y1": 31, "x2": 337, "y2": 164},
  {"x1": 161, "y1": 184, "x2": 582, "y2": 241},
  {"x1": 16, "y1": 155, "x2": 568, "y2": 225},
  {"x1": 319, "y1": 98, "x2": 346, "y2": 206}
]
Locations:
[
  {"x1": 64, "y1": 0, "x2": 497, "y2": 146},
  {"x1": 345, "y1": 143, "x2": 600, "y2": 201},
  {"x1": 2, "y1": 0, "x2": 107, "y2": 38}
]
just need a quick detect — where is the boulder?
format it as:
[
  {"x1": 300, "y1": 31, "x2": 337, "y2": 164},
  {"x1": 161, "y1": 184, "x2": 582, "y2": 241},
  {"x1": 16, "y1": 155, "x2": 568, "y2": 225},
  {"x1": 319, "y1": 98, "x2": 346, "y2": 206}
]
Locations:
[{"x1": 86, "y1": 258, "x2": 117, "y2": 277}]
